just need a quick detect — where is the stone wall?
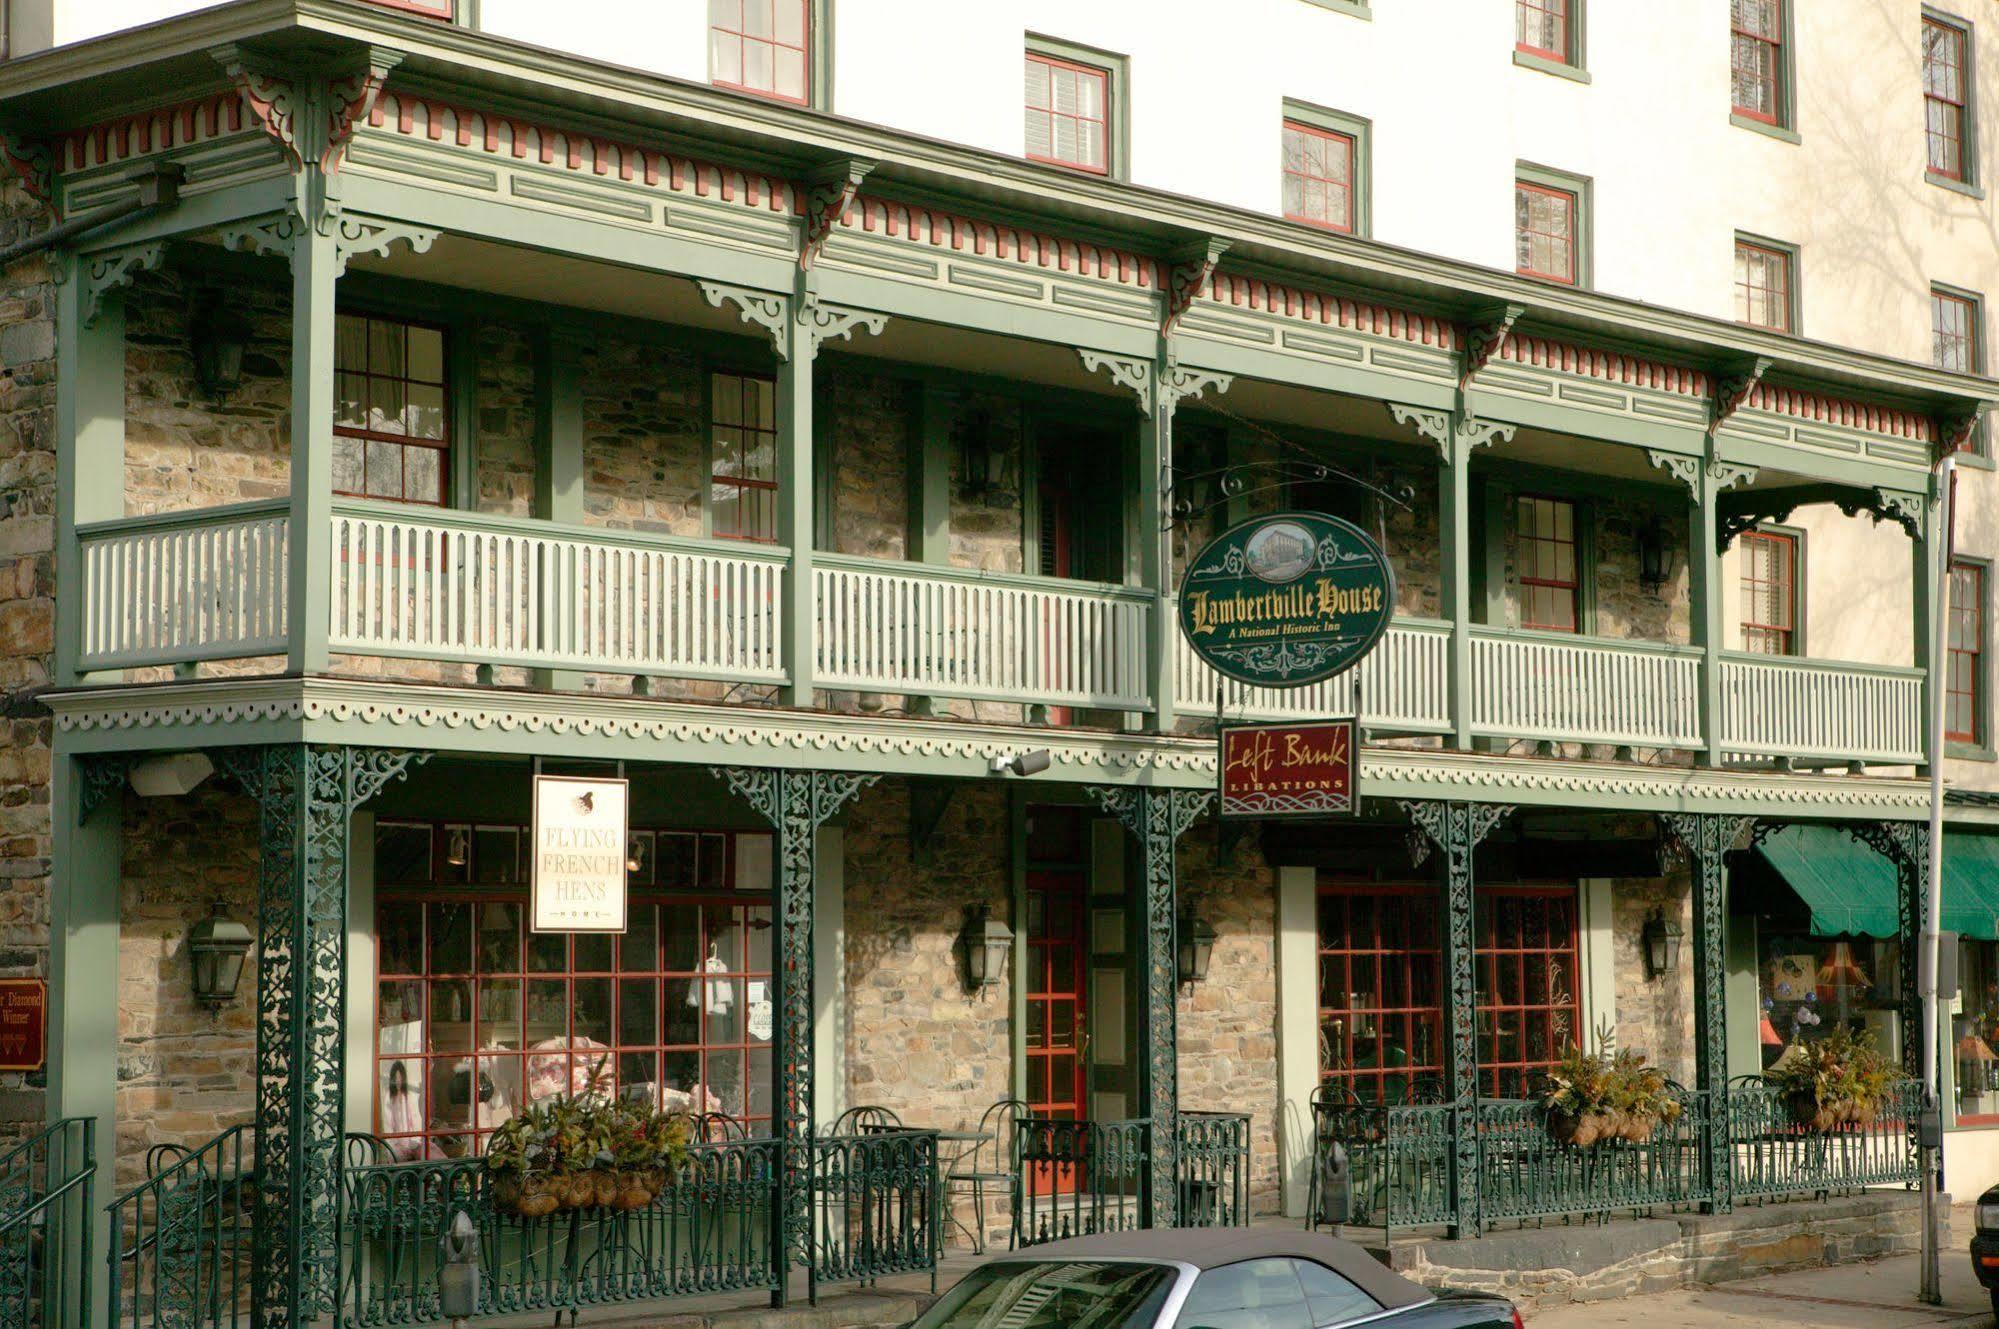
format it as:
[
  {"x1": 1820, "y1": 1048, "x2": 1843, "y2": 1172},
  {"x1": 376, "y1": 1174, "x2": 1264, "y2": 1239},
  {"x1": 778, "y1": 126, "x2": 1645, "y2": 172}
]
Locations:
[
  {"x1": 0, "y1": 180, "x2": 60, "y2": 1137},
  {"x1": 113, "y1": 785, "x2": 259, "y2": 1188},
  {"x1": 1610, "y1": 869, "x2": 1695, "y2": 1084},
  {"x1": 827, "y1": 370, "x2": 908, "y2": 561},
  {"x1": 581, "y1": 338, "x2": 706, "y2": 536},
  {"x1": 475, "y1": 323, "x2": 536, "y2": 517}
]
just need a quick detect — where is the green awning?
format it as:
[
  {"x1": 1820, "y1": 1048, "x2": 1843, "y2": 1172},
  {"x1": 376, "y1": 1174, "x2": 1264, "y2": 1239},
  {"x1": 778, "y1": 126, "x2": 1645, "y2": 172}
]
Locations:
[{"x1": 1755, "y1": 826, "x2": 1999, "y2": 940}]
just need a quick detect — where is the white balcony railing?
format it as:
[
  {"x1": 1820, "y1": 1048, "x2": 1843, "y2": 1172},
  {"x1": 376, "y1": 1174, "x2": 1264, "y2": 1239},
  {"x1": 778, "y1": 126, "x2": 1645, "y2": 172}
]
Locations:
[
  {"x1": 1175, "y1": 619, "x2": 1452, "y2": 732},
  {"x1": 328, "y1": 503, "x2": 788, "y2": 683},
  {"x1": 1470, "y1": 627, "x2": 1703, "y2": 749},
  {"x1": 815, "y1": 554, "x2": 1151, "y2": 709},
  {"x1": 1719, "y1": 652, "x2": 1925, "y2": 765},
  {"x1": 67, "y1": 504, "x2": 1930, "y2": 771},
  {"x1": 77, "y1": 500, "x2": 290, "y2": 670}
]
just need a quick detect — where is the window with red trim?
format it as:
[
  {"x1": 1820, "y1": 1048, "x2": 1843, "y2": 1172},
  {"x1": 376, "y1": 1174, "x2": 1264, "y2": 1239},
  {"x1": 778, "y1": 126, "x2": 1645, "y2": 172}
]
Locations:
[
  {"x1": 1025, "y1": 52, "x2": 1111, "y2": 174},
  {"x1": 372, "y1": 821, "x2": 773, "y2": 1159},
  {"x1": 1515, "y1": 495, "x2": 1581, "y2": 633},
  {"x1": 1315, "y1": 881, "x2": 1580, "y2": 1103},
  {"x1": 1949, "y1": 559, "x2": 1984, "y2": 745},
  {"x1": 334, "y1": 315, "x2": 448, "y2": 506},
  {"x1": 1734, "y1": 239, "x2": 1793, "y2": 331},
  {"x1": 710, "y1": 372, "x2": 779, "y2": 543},
  {"x1": 1730, "y1": 0, "x2": 1784, "y2": 122},
  {"x1": 708, "y1": 0, "x2": 809, "y2": 104},
  {"x1": 1738, "y1": 529, "x2": 1797, "y2": 656},
  {"x1": 1514, "y1": 181, "x2": 1578, "y2": 284},
  {"x1": 1516, "y1": 0, "x2": 1569, "y2": 61},
  {"x1": 1924, "y1": 16, "x2": 1970, "y2": 181},
  {"x1": 1282, "y1": 121, "x2": 1355, "y2": 233},
  {"x1": 1935, "y1": 289, "x2": 1981, "y2": 373},
  {"x1": 363, "y1": 0, "x2": 454, "y2": 16}
]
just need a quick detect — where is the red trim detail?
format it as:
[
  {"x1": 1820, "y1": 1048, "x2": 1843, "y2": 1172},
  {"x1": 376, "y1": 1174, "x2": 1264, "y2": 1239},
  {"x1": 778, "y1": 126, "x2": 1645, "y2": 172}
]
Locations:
[
  {"x1": 851, "y1": 196, "x2": 1159, "y2": 289},
  {"x1": 1495, "y1": 335, "x2": 1710, "y2": 396},
  {"x1": 1743, "y1": 384, "x2": 1936, "y2": 442},
  {"x1": 1207, "y1": 272, "x2": 1458, "y2": 348},
  {"x1": 60, "y1": 92, "x2": 249, "y2": 172}
]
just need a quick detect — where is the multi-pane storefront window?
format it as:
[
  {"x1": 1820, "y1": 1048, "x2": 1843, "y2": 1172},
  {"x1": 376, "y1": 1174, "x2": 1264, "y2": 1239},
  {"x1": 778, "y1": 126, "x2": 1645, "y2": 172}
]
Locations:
[
  {"x1": 1316, "y1": 881, "x2": 1580, "y2": 1103},
  {"x1": 373, "y1": 821, "x2": 774, "y2": 1159},
  {"x1": 334, "y1": 315, "x2": 448, "y2": 505},
  {"x1": 1955, "y1": 939, "x2": 1999, "y2": 1124}
]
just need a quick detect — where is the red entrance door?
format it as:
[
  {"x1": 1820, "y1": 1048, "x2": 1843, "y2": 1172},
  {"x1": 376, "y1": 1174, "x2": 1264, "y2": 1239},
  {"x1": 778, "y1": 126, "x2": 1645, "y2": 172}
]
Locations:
[{"x1": 1026, "y1": 839, "x2": 1088, "y2": 1192}]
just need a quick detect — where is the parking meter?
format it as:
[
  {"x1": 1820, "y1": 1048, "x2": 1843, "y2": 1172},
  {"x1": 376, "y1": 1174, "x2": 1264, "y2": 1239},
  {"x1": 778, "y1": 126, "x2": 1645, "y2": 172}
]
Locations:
[
  {"x1": 438, "y1": 1209, "x2": 479, "y2": 1325},
  {"x1": 1918, "y1": 1101, "x2": 1944, "y2": 1151},
  {"x1": 1317, "y1": 1141, "x2": 1353, "y2": 1226}
]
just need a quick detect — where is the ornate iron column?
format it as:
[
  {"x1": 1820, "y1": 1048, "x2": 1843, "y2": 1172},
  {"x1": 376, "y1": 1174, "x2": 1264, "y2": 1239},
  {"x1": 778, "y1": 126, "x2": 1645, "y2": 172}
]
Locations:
[
  {"x1": 712, "y1": 768, "x2": 878, "y2": 1303},
  {"x1": 1401, "y1": 800, "x2": 1512, "y2": 1239},
  {"x1": 1085, "y1": 786, "x2": 1213, "y2": 1227},
  {"x1": 214, "y1": 745, "x2": 427, "y2": 1329},
  {"x1": 1843, "y1": 821, "x2": 1930, "y2": 1079},
  {"x1": 1660, "y1": 812, "x2": 1757, "y2": 1214}
]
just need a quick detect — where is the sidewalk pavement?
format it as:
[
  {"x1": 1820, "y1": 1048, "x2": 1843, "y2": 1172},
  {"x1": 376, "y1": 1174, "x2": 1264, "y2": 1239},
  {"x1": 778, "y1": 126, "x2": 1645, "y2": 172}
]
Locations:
[{"x1": 1529, "y1": 1207, "x2": 1992, "y2": 1329}]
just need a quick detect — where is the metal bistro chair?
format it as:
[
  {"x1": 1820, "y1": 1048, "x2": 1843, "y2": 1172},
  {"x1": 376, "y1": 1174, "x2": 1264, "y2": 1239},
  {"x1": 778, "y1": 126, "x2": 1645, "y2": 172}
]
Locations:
[
  {"x1": 827, "y1": 1105, "x2": 903, "y2": 1137},
  {"x1": 944, "y1": 1098, "x2": 1025, "y2": 1254},
  {"x1": 690, "y1": 1111, "x2": 750, "y2": 1144}
]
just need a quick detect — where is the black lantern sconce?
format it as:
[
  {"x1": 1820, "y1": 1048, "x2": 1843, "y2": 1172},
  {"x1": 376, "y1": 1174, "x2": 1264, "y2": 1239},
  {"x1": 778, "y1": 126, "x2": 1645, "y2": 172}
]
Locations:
[
  {"x1": 188, "y1": 294, "x2": 253, "y2": 400},
  {"x1": 1637, "y1": 517, "x2": 1678, "y2": 595},
  {"x1": 1642, "y1": 908, "x2": 1683, "y2": 980},
  {"x1": 960, "y1": 904, "x2": 1014, "y2": 992},
  {"x1": 188, "y1": 901, "x2": 254, "y2": 1009},
  {"x1": 957, "y1": 410, "x2": 1013, "y2": 503},
  {"x1": 1178, "y1": 912, "x2": 1217, "y2": 985}
]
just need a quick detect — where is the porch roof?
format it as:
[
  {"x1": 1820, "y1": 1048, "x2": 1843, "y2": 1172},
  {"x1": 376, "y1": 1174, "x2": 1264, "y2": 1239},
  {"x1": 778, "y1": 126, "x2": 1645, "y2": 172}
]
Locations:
[{"x1": 1756, "y1": 825, "x2": 1999, "y2": 939}]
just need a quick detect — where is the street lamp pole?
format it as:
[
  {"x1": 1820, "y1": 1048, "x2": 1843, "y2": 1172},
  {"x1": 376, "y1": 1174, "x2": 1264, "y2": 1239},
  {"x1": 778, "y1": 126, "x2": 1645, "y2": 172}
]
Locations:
[{"x1": 1920, "y1": 448, "x2": 1960, "y2": 1307}]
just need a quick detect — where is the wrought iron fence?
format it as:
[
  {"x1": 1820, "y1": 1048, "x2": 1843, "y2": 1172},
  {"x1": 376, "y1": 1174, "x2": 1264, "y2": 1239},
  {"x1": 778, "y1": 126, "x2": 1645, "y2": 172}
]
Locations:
[
  {"x1": 1174, "y1": 1112, "x2": 1251, "y2": 1229},
  {"x1": 1475, "y1": 1086, "x2": 1709, "y2": 1225},
  {"x1": 1015, "y1": 1118, "x2": 1151, "y2": 1247},
  {"x1": 0, "y1": 1118, "x2": 95, "y2": 1329},
  {"x1": 107, "y1": 1123, "x2": 252, "y2": 1329},
  {"x1": 338, "y1": 1136, "x2": 783, "y2": 1328},
  {"x1": 806, "y1": 1129, "x2": 938, "y2": 1297},
  {"x1": 1309, "y1": 1100, "x2": 1455, "y2": 1230},
  {"x1": 1729, "y1": 1078, "x2": 1923, "y2": 1202}
]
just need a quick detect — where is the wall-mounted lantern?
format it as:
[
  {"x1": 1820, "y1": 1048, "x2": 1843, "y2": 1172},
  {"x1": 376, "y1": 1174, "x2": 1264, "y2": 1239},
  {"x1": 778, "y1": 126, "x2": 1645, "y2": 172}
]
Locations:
[
  {"x1": 960, "y1": 905, "x2": 1014, "y2": 992},
  {"x1": 1637, "y1": 518, "x2": 1677, "y2": 594},
  {"x1": 188, "y1": 902, "x2": 254, "y2": 1009},
  {"x1": 188, "y1": 295, "x2": 253, "y2": 400},
  {"x1": 957, "y1": 411, "x2": 1012, "y2": 503},
  {"x1": 1178, "y1": 912, "x2": 1218, "y2": 985},
  {"x1": 1642, "y1": 908, "x2": 1683, "y2": 980}
]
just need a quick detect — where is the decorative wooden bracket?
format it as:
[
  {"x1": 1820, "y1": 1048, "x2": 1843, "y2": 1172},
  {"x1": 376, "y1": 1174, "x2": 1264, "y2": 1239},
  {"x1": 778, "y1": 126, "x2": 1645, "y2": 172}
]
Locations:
[
  {"x1": 219, "y1": 212, "x2": 304, "y2": 261},
  {"x1": 1456, "y1": 417, "x2": 1515, "y2": 456},
  {"x1": 1939, "y1": 402, "x2": 1989, "y2": 456},
  {"x1": 1713, "y1": 478, "x2": 1930, "y2": 552},
  {"x1": 1163, "y1": 237, "x2": 1230, "y2": 337},
  {"x1": 699, "y1": 281, "x2": 792, "y2": 358},
  {"x1": 1159, "y1": 361, "x2": 1233, "y2": 413},
  {"x1": 1459, "y1": 303, "x2": 1525, "y2": 390},
  {"x1": 1388, "y1": 403, "x2": 1511, "y2": 462},
  {"x1": 1388, "y1": 403, "x2": 1451, "y2": 451},
  {"x1": 799, "y1": 295, "x2": 888, "y2": 358},
  {"x1": 1645, "y1": 449, "x2": 1701, "y2": 495},
  {"x1": 1708, "y1": 355, "x2": 1772, "y2": 440},
  {"x1": 330, "y1": 213, "x2": 438, "y2": 277},
  {"x1": 1079, "y1": 349, "x2": 1154, "y2": 414},
  {"x1": 211, "y1": 43, "x2": 304, "y2": 172},
  {"x1": 1869, "y1": 487, "x2": 1926, "y2": 540},
  {"x1": 800, "y1": 157, "x2": 873, "y2": 270},
  {"x1": 0, "y1": 130, "x2": 54, "y2": 219},
  {"x1": 79, "y1": 240, "x2": 167, "y2": 327}
]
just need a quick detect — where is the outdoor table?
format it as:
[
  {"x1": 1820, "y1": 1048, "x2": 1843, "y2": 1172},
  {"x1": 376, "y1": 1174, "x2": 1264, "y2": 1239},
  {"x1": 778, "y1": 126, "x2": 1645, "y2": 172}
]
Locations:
[{"x1": 863, "y1": 1126, "x2": 991, "y2": 1257}]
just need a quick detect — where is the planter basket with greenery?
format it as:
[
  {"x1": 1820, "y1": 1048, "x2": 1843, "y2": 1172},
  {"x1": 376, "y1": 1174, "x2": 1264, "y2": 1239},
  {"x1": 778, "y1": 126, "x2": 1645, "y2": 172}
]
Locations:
[
  {"x1": 1541, "y1": 1028, "x2": 1681, "y2": 1149},
  {"x1": 1763, "y1": 1026, "x2": 1892, "y2": 1131},
  {"x1": 486, "y1": 1095, "x2": 692, "y2": 1218}
]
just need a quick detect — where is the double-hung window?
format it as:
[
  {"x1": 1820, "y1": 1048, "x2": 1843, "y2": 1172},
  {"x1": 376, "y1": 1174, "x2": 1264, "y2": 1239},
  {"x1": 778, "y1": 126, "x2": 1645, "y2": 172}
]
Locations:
[
  {"x1": 1730, "y1": 0, "x2": 1786, "y2": 125},
  {"x1": 1949, "y1": 559, "x2": 1986, "y2": 747},
  {"x1": 709, "y1": 0, "x2": 810, "y2": 104},
  {"x1": 1516, "y1": 495, "x2": 1581, "y2": 633},
  {"x1": 1282, "y1": 120, "x2": 1357, "y2": 233},
  {"x1": 334, "y1": 314, "x2": 449, "y2": 506},
  {"x1": 710, "y1": 372, "x2": 779, "y2": 543},
  {"x1": 1516, "y1": 0, "x2": 1571, "y2": 62},
  {"x1": 1734, "y1": 237, "x2": 1795, "y2": 332},
  {"x1": 1933, "y1": 287, "x2": 1986, "y2": 452},
  {"x1": 1738, "y1": 528, "x2": 1799, "y2": 655},
  {"x1": 1924, "y1": 14, "x2": 1974, "y2": 185},
  {"x1": 1515, "y1": 173, "x2": 1586, "y2": 286},
  {"x1": 1024, "y1": 49, "x2": 1114, "y2": 175}
]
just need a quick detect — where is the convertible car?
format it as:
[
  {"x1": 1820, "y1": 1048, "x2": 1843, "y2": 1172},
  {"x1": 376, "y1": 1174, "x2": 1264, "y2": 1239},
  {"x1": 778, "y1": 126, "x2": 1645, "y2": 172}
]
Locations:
[{"x1": 905, "y1": 1229, "x2": 1522, "y2": 1329}]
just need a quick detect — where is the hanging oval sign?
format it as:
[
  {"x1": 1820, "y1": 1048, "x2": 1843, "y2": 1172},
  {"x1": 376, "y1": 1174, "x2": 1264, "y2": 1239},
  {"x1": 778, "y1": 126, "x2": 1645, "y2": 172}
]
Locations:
[{"x1": 1178, "y1": 511, "x2": 1397, "y2": 688}]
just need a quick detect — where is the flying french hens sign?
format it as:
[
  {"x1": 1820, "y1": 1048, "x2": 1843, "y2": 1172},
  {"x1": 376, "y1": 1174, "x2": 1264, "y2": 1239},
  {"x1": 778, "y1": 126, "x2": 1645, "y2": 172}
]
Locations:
[{"x1": 531, "y1": 775, "x2": 631, "y2": 934}]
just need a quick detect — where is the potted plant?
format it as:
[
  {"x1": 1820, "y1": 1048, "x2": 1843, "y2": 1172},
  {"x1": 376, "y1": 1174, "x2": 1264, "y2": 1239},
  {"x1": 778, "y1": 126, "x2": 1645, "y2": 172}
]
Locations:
[
  {"x1": 1541, "y1": 1026, "x2": 1681, "y2": 1148},
  {"x1": 1764, "y1": 1025, "x2": 1892, "y2": 1129},
  {"x1": 486, "y1": 1111, "x2": 559, "y2": 1218},
  {"x1": 485, "y1": 1093, "x2": 693, "y2": 1216}
]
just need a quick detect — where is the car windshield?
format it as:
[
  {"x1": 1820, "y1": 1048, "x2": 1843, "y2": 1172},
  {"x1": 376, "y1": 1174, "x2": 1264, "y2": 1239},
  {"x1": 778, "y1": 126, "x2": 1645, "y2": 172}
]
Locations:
[{"x1": 908, "y1": 1260, "x2": 1176, "y2": 1329}]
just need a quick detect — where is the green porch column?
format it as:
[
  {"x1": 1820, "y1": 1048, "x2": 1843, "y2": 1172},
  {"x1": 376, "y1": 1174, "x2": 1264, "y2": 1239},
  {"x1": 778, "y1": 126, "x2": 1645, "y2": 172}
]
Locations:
[
  {"x1": 713, "y1": 767, "x2": 878, "y2": 1304},
  {"x1": 1084, "y1": 785, "x2": 1213, "y2": 1227},
  {"x1": 1401, "y1": 800, "x2": 1512, "y2": 1239},
  {"x1": 533, "y1": 326, "x2": 587, "y2": 691},
  {"x1": 53, "y1": 278, "x2": 126, "y2": 685},
  {"x1": 289, "y1": 227, "x2": 339, "y2": 676},
  {"x1": 1912, "y1": 487, "x2": 1942, "y2": 775},
  {"x1": 50, "y1": 753, "x2": 127, "y2": 1329},
  {"x1": 1661, "y1": 813, "x2": 1756, "y2": 1214},
  {"x1": 1844, "y1": 821, "x2": 1929, "y2": 1079},
  {"x1": 904, "y1": 384, "x2": 953, "y2": 715},
  {"x1": 777, "y1": 311, "x2": 818, "y2": 710},
  {"x1": 1440, "y1": 425, "x2": 1474, "y2": 749},
  {"x1": 1139, "y1": 373, "x2": 1177, "y2": 733},
  {"x1": 215, "y1": 744, "x2": 426, "y2": 1329}
]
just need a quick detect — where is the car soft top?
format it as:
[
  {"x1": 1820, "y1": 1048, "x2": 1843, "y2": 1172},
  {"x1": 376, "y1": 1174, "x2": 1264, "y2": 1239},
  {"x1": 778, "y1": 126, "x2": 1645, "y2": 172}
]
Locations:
[{"x1": 988, "y1": 1230, "x2": 1431, "y2": 1309}]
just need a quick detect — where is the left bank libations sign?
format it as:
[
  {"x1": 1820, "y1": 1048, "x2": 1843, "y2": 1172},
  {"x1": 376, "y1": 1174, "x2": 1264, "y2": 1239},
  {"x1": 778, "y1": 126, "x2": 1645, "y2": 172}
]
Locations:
[
  {"x1": 0, "y1": 980, "x2": 46, "y2": 1072},
  {"x1": 1178, "y1": 512, "x2": 1396, "y2": 687},
  {"x1": 532, "y1": 775, "x2": 630, "y2": 933},
  {"x1": 1219, "y1": 719, "x2": 1357, "y2": 818}
]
